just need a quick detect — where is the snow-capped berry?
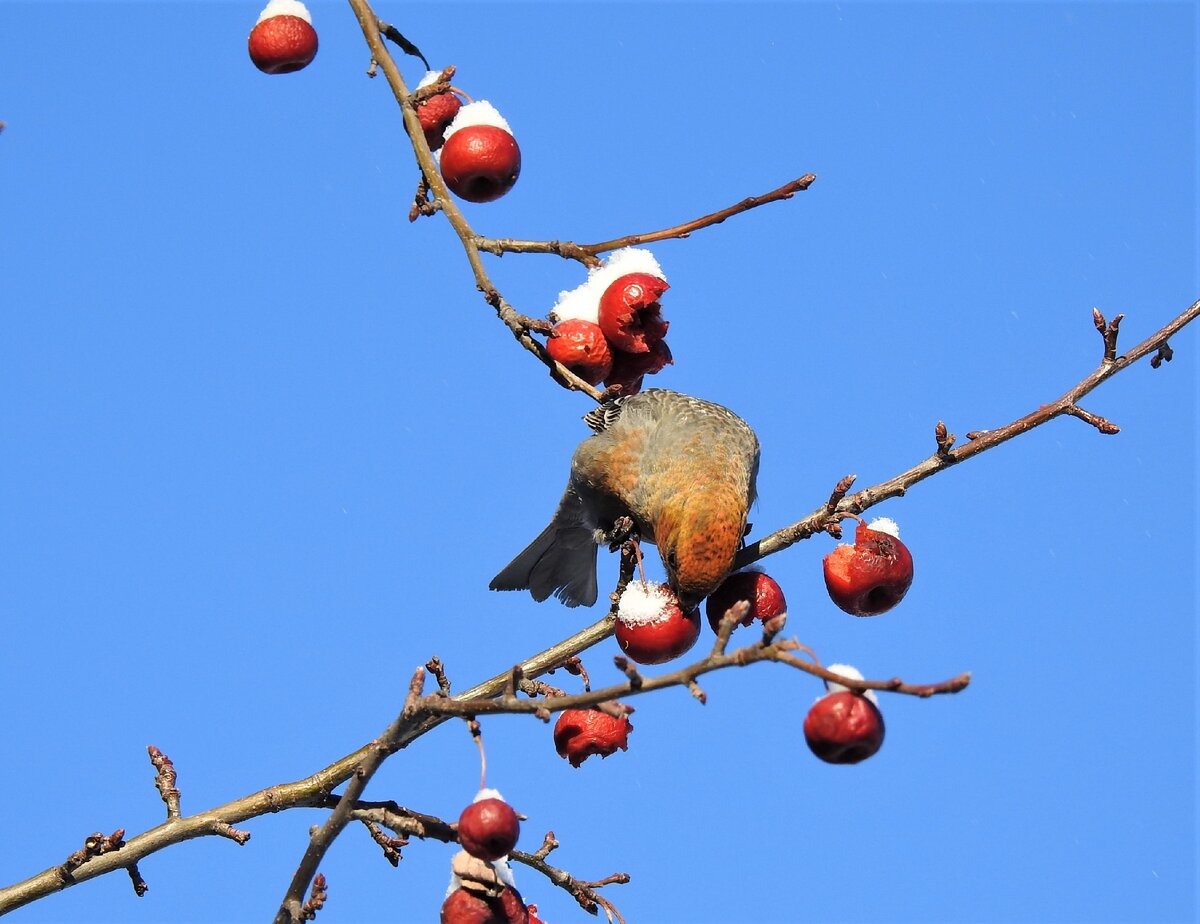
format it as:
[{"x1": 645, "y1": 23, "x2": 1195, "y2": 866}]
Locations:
[
  {"x1": 458, "y1": 794, "x2": 520, "y2": 862},
  {"x1": 614, "y1": 581, "x2": 700, "y2": 665},
  {"x1": 822, "y1": 517, "x2": 914, "y2": 616},
  {"x1": 248, "y1": 0, "x2": 317, "y2": 74},
  {"x1": 553, "y1": 708, "x2": 632, "y2": 767},
  {"x1": 440, "y1": 102, "x2": 520, "y2": 203},
  {"x1": 598, "y1": 273, "x2": 670, "y2": 354},
  {"x1": 803, "y1": 690, "x2": 885, "y2": 764},
  {"x1": 526, "y1": 904, "x2": 545, "y2": 924},
  {"x1": 551, "y1": 248, "x2": 666, "y2": 326},
  {"x1": 604, "y1": 340, "x2": 672, "y2": 395},
  {"x1": 705, "y1": 570, "x2": 787, "y2": 634},
  {"x1": 546, "y1": 320, "x2": 613, "y2": 385},
  {"x1": 441, "y1": 886, "x2": 529, "y2": 924}
]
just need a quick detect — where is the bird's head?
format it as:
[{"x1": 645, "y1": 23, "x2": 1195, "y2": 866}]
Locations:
[{"x1": 656, "y1": 487, "x2": 748, "y2": 609}]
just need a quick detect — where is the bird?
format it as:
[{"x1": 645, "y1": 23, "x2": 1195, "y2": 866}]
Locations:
[{"x1": 490, "y1": 389, "x2": 760, "y2": 609}]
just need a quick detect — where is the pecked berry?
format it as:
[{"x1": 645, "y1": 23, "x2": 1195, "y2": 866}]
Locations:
[
  {"x1": 705, "y1": 570, "x2": 787, "y2": 634},
  {"x1": 597, "y1": 273, "x2": 670, "y2": 353},
  {"x1": 553, "y1": 708, "x2": 632, "y2": 767},
  {"x1": 823, "y1": 518, "x2": 914, "y2": 616}
]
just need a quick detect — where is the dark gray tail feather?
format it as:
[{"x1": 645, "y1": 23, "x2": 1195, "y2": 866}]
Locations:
[{"x1": 489, "y1": 489, "x2": 599, "y2": 607}]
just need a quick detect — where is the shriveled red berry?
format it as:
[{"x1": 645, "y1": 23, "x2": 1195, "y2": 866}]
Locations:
[
  {"x1": 823, "y1": 519, "x2": 914, "y2": 616},
  {"x1": 553, "y1": 708, "x2": 632, "y2": 767},
  {"x1": 457, "y1": 798, "x2": 520, "y2": 861},
  {"x1": 248, "y1": 8, "x2": 318, "y2": 75},
  {"x1": 803, "y1": 690, "x2": 885, "y2": 764},
  {"x1": 418, "y1": 91, "x2": 463, "y2": 151},
  {"x1": 440, "y1": 125, "x2": 521, "y2": 203},
  {"x1": 604, "y1": 339, "x2": 672, "y2": 396},
  {"x1": 614, "y1": 582, "x2": 700, "y2": 664},
  {"x1": 441, "y1": 886, "x2": 529, "y2": 924},
  {"x1": 597, "y1": 273, "x2": 669, "y2": 353},
  {"x1": 546, "y1": 320, "x2": 613, "y2": 385},
  {"x1": 705, "y1": 570, "x2": 787, "y2": 634}
]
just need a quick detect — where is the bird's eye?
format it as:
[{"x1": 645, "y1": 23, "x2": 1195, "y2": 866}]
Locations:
[{"x1": 665, "y1": 551, "x2": 679, "y2": 571}]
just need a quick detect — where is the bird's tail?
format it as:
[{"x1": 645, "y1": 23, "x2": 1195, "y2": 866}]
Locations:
[{"x1": 489, "y1": 488, "x2": 599, "y2": 608}]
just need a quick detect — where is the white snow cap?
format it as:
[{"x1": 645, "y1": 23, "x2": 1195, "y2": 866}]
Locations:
[
  {"x1": 443, "y1": 100, "x2": 512, "y2": 141},
  {"x1": 551, "y1": 247, "x2": 667, "y2": 324},
  {"x1": 256, "y1": 0, "x2": 312, "y2": 25},
  {"x1": 616, "y1": 580, "x2": 677, "y2": 627},
  {"x1": 824, "y1": 663, "x2": 879, "y2": 707},
  {"x1": 417, "y1": 70, "x2": 443, "y2": 90},
  {"x1": 474, "y1": 788, "x2": 505, "y2": 803},
  {"x1": 867, "y1": 516, "x2": 900, "y2": 538}
]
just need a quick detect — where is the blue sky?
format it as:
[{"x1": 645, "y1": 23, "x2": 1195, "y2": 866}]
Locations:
[{"x1": 0, "y1": 2, "x2": 1196, "y2": 923}]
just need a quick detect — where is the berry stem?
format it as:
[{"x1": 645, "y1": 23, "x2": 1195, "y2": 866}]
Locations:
[{"x1": 469, "y1": 719, "x2": 487, "y2": 791}]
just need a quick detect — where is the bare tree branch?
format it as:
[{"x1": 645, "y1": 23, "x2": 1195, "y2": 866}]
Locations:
[{"x1": 738, "y1": 298, "x2": 1200, "y2": 566}]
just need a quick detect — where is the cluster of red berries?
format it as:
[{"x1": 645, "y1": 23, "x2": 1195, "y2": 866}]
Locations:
[
  {"x1": 410, "y1": 71, "x2": 521, "y2": 203},
  {"x1": 419, "y1": 88, "x2": 521, "y2": 204},
  {"x1": 247, "y1": 13, "x2": 521, "y2": 206},
  {"x1": 559, "y1": 515, "x2": 913, "y2": 768},
  {"x1": 546, "y1": 250, "x2": 673, "y2": 394}
]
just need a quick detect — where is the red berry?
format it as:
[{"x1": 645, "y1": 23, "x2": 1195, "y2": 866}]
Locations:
[
  {"x1": 248, "y1": 13, "x2": 318, "y2": 75},
  {"x1": 597, "y1": 273, "x2": 670, "y2": 353},
  {"x1": 553, "y1": 708, "x2": 632, "y2": 767},
  {"x1": 440, "y1": 125, "x2": 521, "y2": 203},
  {"x1": 458, "y1": 798, "x2": 520, "y2": 861},
  {"x1": 441, "y1": 886, "x2": 529, "y2": 924},
  {"x1": 705, "y1": 570, "x2": 787, "y2": 634},
  {"x1": 822, "y1": 520, "x2": 914, "y2": 616},
  {"x1": 614, "y1": 582, "x2": 700, "y2": 664},
  {"x1": 526, "y1": 905, "x2": 545, "y2": 924},
  {"x1": 417, "y1": 91, "x2": 463, "y2": 151},
  {"x1": 803, "y1": 690, "x2": 885, "y2": 764},
  {"x1": 546, "y1": 320, "x2": 613, "y2": 385}
]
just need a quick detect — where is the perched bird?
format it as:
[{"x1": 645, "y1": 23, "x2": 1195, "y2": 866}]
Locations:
[{"x1": 490, "y1": 389, "x2": 760, "y2": 608}]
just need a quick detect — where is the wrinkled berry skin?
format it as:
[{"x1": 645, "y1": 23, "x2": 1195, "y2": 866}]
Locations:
[
  {"x1": 248, "y1": 15, "x2": 318, "y2": 74},
  {"x1": 615, "y1": 602, "x2": 700, "y2": 665},
  {"x1": 598, "y1": 273, "x2": 670, "y2": 353},
  {"x1": 803, "y1": 691, "x2": 885, "y2": 764},
  {"x1": 440, "y1": 126, "x2": 521, "y2": 202},
  {"x1": 441, "y1": 885, "x2": 529, "y2": 924},
  {"x1": 553, "y1": 708, "x2": 632, "y2": 767},
  {"x1": 458, "y1": 798, "x2": 520, "y2": 861},
  {"x1": 418, "y1": 91, "x2": 464, "y2": 150},
  {"x1": 823, "y1": 522, "x2": 914, "y2": 616},
  {"x1": 546, "y1": 320, "x2": 613, "y2": 385},
  {"x1": 705, "y1": 570, "x2": 786, "y2": 633}
]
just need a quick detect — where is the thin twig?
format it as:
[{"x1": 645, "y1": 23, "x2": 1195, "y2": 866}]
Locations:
[{"x1": 477, "y1": 174, "x2": 817, "y2": 259}]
